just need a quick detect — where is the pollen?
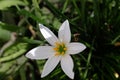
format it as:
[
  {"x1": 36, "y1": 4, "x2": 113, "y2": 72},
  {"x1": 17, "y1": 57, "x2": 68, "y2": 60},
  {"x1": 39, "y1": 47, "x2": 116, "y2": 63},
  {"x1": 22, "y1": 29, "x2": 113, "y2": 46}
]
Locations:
[
  {"x1": 53, "y1": 47, "x2": 58, "y2": 51},
  {"x1": 64, "y1": 48, "x2": 67, "y2": 51},
  {"x1": 54, "y1": 42, "x2": 67, "y2": 56}
]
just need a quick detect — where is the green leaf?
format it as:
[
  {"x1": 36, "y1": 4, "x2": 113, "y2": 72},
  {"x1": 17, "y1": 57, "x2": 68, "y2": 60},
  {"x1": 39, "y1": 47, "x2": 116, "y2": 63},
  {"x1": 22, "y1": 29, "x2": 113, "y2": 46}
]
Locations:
[
  {"x1": 0, "y1": 28, "x2": 11, "y2": 41},
  {"x1": 0, "y1": 61, "x2": 14, "y2": 80},
  {"x1": 0, "y1": 49, "x2": 26, "y2": 63},
  {"x1": 0, "y1": 0, "x2": 26, "y2": 10},
  {"x1": 18, "y1": 9, "x2": 44, "y2": 23},
  {"x1": 21, "y1": 37, "x2": 45, "y2": 44},
  {"x1": 0, "y1": 22, "x2": 19, "y2": 32}
]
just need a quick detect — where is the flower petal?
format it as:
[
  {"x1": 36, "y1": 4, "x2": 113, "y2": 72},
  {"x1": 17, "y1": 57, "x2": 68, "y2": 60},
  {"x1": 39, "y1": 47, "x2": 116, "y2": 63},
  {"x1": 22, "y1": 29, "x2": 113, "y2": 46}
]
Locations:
[
  {"x1": 39, "y1": 24, "x2": 59, "y2": 46},
  {"x1": 67, "y1": 42, "x2": 86, "y2": 55},
  {"x1": 25, "y1": 46, "x2": 54, "y2": 59},
  {"x1": 58, "y1": 20, "x2": 71, "y2": 44},
  {"x1": 41, "y1": 56, "x2": 61, "y2": 77},
  {"x1": 61, "y1": 54, "x2": 74, "y2": 79}
]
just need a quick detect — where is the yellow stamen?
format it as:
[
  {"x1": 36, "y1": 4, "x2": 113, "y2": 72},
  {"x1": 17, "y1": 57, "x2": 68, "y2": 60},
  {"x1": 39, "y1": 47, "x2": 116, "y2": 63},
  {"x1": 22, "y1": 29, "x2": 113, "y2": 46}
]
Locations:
[
  {"x1": 64, "y1": 48, "x2": 67, "y2": 51},
  {"x1": 53, "y1": 42, "x2": 67, "y2": 56},
  {"x1": 53, "y1": 47, "x2": 58, "y2": 51},
  {"x1": 61, "y1": 52, "x2": 64, "y2": 55}
]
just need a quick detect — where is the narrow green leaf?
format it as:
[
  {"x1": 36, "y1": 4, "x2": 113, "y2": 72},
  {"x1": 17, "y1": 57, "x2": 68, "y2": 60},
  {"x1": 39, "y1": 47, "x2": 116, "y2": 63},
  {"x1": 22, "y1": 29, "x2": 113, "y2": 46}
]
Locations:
[
  {"x1": 0, "y1": 0, "x2": 26, "y2": 10},
  {"x1": 0, "y1": 49, "x2": 26, "y2": 63},
  {"x1": 0, "y1": 22, "x2": 19, "y2": 32},
  {"x1": 18, "y1": 10, "x2": 43, "y2": 23}
]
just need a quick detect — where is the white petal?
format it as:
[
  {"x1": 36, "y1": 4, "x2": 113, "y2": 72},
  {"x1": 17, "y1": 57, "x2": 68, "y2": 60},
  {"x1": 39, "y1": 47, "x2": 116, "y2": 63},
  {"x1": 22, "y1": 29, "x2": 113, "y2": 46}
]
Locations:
[
  {"x1": 25, "y1": 46, "x2": 54, "y2": 59},
  {"x1": 58, "y1": 20, "x2": 71, "y2": 44},
  {"x1": 39, "y1": 24, "x2": 59, "y2": 46},
  {"x1": 61, "y1": 54, "x2": 74, "y2": 79},
  {"x1": 67, "y1": 42, "x2": 86, "y2": 55},
  {"x1": 41, "y1": 56, "x2": 61, "y2": 77}
]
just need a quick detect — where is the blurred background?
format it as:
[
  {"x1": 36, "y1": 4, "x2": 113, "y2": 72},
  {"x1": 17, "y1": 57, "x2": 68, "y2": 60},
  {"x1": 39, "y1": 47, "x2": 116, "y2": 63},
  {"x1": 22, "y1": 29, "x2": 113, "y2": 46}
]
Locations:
[{"x1": 0, "y1": 0, "x2": 120, "y2": 80}]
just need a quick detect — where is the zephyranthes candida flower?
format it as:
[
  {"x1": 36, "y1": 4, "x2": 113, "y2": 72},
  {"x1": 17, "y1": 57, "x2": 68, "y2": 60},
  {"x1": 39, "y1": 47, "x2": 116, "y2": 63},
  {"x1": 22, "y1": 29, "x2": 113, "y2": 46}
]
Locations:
[{"x1": 26, "y1": 20, "x2": 86, "y2": 79}]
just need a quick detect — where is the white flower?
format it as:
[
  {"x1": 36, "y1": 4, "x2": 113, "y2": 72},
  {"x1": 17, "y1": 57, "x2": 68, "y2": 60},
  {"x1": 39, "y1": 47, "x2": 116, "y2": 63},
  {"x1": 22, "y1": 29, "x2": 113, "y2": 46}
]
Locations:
[{"x1": 25, "y1": 20, "x2": 86, "y2": 79}]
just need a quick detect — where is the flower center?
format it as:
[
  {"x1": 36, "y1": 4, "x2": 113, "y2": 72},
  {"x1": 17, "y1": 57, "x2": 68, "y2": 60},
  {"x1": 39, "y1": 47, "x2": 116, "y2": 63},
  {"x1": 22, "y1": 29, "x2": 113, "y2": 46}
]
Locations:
[{"x1": 53, "y1": 42, "x2": 67, "y2": 56}]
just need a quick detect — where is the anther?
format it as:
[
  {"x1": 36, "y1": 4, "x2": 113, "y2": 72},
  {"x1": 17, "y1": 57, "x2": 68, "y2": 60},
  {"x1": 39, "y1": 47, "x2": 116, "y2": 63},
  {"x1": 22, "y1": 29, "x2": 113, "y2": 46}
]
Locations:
[
  {"x1": 64, "y1": 48, "x2": 67, "y2": 51},
  {"x1": 53, "y1": 48, "x2": 58, "y2": 51},
  {"x1": 61, "y1": 52, "x2": 64, "y2": 55}
]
